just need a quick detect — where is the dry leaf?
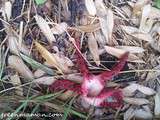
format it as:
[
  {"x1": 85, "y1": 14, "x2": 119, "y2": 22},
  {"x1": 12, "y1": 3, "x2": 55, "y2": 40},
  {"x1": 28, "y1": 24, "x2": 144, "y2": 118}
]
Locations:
[
  {"x1": 52, "y1": 53, "x2": 74, "y2": 73},
  {"x1": 2, "y1": 1, "x2": 12, "y2": 21},
  {"x1": 132, "y1": 33, "x2": 153, "y2": 42},
  {"x1": 123, "y1": 83, "x2": 156, "y2": 96},
  {"x1": 35, "y1": 42, "x2": 63, "y2": 74},
  {"x1": 34, "y1": 69, "x2": 46, "y2": 78},
  {"x1": 10, "y1": 74, "x2": 23, "y2": 96},
  {"x1": 85, "y1": 0, "x2": 96, "y2": 16},
  {"x1": 95, "y1": 30, "x2": 106, "y2": 46},
  {"x1": 99, "y1": 9, "x2": 114, "y2": 45},
  {"x1": 121, "y1": 25, "x2": 153, "y2": 42},
  {"x1": 136, "y1": 84, "x2": 156, "y2": 95},
  {"x1": 95, "y1": 0, "x2": 107, "y2": 17},
  {"x1": 104, "y1": 46, "x2": 144, "y2": 63},
  {"x1": 8, "y1": 35, "x2": 29, "y2": 56},
  {"x1": 150, "y1": 7, "x2": 160, "y2": 19},
  {"x1": 34, "y1": 15, "x2": 56, "y2": 43},
  {"x1": 132, "y1": 0, "x2": 150, "y2": 16},
  {"x1": 124, "y1": 107, "x2": 135, "y2": 120},
  {"x1": 58, "y1": 90, "x2": 76, "y2": 101},
  {"x1": 8, "y1": 55, "x2": 34, "y2": 80},
  {"x1": 73, "y1": 23, "x2": 100, "y2": 32},
  {"x1": 134, "y1": 109, "x2": 153, "y2": 119},
  {"x1": 34, "y1": 76, "x2": 56, "y2": 85},
  {"x1": 121, "y1": 25, "x2": 139, "y2": 34},
  {"x1": 122, "y1": 84, "x2": 138, "y2": 96},
  {"x1": 99, "y1": 17, "x2": 109, "y2": 43},
  {"x1": 18, "y1": 21, "x2": 23, "y2": 46},
  {"x1": 139, "y1": 4, "x2": 152, "y2": 33},
  {"x1": 106, "y1": 9, "x2": 114, "y2": 44},
  {"x1": 65, "y1": 73, "x2": 82, "y2": 83},
  {"x1": 115, "y1": 46, "x2": 145, "y2": 53},
  {"x1": 123, "y1": 97, "x2": 149, "y2": 105},
  {"x1": 51, "y1": 22, "x2": 68, "y2": 34},
  {"x1": 154, "y1": 93, "x2": 160, "y2": 116},
  {"x1": 87, "y1": 33, "x2": 100, "y2": 66}
]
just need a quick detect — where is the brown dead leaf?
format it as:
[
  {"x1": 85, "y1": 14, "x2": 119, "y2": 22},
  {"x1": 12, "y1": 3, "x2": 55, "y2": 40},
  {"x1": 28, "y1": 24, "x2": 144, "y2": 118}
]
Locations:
[
  {"x1": 34, "y1": 15, "x2": 56, "y2": 44},
  {"x1": 123, "y1": 97, "x2": 149, "y2": 105},
  {"x1": 115, "y1": 46, "x2": 145, "y2": 53},
  {"x1": 104, "y1": 46, "x2": 144, "y2": 63},
  {"x1": 35, "y1": 42, "x2": 63, "y2": 74},
  {"x1": 87, "y1": 33, "x2": 100, "y2": 66},
  {"x1": 74, "y1": 23, "x2": 100, "y2": 32},
  {"x1": 8, "y1": 35, "x2": 29, "y2": 56},
  {"x1": 8, "y1": 55, "x2": 34, "y2": 80},
  {"x1": 34, "y1": 76, "x2": 56, "y2": 85}
]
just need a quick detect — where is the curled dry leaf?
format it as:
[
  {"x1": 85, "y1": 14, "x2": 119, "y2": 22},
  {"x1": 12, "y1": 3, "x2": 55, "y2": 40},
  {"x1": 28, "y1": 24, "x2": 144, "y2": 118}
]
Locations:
[
  {"x1": 10, "y1": 74, "x2": 23, "y2": 96},
  {"x1": 52, "y1": 53, "x2": 74, "y2": 73},
  {"x1": 34, "y1": 76, "x2": 56, "y2": 85},
  {"x1": 35, "y1": 42, "x2": 63, "y2": 74},
  {"x1": 2, "y1": 1, "x2": 12, "y2": 21},
  {"x1": 154, "y1": 93, "x2": 160, "y2": 116},
  {"x1": 123, "y1": 97, "x2": 149, "y2": 105},
  {"x1": 123, "y1": 83, "x2": 156, "y2": 96},
  {"x1": 104, "y1": 46, "x2": 144, "y2": 63},
  {"x1": 8, "y1": 35, "x2": 29, "y2": 56},
  {"x1": 87, "y1": 33, "x2": 100, "y2": 66},
  {"x1": 85, "y1": 0, "x2": 96, "y2": 16},
  {"x1": 8, "y1": 55, "x2": 34, "y2": 80},
  {"x1": 51, "y1": 22, "x2": 68, "y2": 34},
  {"x1": 34, "y1": 15, "x2": 56, "y2": 44}
]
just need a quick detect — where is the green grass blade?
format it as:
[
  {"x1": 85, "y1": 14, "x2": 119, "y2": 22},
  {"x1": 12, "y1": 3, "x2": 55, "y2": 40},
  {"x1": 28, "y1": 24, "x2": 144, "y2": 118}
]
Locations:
[
  {"x1": 62, "y1": 97, "x2": 75, "y2": 120},
  {"x1": 154, "y1": 0, "x2": 160, "y2": 9},
  {"x1": 26, "y1": 104, "x2": 40, "y2": 120},
  {"x1": 6, "y1": 100, "x2": 29, "y2": 120},
  {"x1": 20, "y1": 53, "x2": 54, "y2": 75},
  {"x1": 35, "y1": 0, "x2": 46, "y2": 5}
]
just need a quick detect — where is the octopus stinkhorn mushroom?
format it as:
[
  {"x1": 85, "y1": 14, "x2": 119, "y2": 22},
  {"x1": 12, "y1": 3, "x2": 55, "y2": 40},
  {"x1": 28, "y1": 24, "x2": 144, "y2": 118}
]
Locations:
[{"x1": 49, "y1": 37, "x2": 129, "y2": 109}]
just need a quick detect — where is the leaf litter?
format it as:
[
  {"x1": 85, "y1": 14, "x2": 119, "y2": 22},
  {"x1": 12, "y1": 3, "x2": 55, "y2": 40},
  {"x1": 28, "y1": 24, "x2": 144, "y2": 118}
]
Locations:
[{"x1": 1, "y1": 0, "x2": 160, "y2": 119}]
